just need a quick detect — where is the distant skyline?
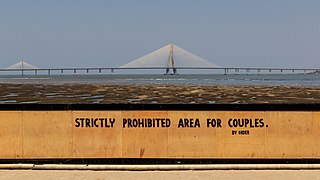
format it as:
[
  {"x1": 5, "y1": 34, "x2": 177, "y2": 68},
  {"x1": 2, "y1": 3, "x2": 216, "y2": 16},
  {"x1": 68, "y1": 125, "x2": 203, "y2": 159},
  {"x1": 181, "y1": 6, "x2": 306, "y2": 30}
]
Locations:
[{"x1": 0, "y1": 0, "x2": 319, "y2": 68}]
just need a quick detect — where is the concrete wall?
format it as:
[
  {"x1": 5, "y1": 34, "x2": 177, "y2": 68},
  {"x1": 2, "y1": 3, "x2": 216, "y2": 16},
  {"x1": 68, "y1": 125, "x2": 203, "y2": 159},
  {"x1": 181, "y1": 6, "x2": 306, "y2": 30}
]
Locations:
[{"x1": 0, "y1": 110, "x2": 318, "y2": 159}]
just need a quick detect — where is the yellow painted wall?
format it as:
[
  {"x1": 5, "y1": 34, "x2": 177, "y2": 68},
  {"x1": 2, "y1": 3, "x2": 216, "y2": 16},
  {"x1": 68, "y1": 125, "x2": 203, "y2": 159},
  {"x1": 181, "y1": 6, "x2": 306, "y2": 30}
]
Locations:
[{"x1": 0, "y1": 110, "x2": 318, "y2": 159}]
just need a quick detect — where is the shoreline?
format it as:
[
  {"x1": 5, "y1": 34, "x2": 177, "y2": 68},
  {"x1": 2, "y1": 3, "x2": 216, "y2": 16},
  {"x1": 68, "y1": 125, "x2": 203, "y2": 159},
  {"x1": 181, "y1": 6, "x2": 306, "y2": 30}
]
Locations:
[{"x1": 0, "y1": 84, "x2": 319, "y2": 104}]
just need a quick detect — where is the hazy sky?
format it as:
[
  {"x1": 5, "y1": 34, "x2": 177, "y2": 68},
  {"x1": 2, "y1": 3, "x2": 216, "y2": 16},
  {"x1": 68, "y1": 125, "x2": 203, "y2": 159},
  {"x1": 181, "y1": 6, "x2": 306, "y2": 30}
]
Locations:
[{"x1": 0, "y1": 0, "x2": 319, "y2": 68}]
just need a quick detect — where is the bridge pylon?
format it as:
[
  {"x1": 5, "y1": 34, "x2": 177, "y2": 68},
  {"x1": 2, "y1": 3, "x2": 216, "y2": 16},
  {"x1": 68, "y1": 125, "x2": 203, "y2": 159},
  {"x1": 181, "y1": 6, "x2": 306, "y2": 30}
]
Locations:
[
  {"x1": 165, "y1": 43, "x2": 177, "y2": 75},
  {"x1": 119, "y1": 43, "x2": 219, "y2": 74}
]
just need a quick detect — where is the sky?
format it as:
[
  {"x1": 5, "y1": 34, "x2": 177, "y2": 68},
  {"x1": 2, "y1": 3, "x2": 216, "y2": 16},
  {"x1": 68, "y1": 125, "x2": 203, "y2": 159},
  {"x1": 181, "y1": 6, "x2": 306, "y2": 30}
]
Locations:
[{"x1": 0, "y1": 0, "x2": 319, "y2": 68}]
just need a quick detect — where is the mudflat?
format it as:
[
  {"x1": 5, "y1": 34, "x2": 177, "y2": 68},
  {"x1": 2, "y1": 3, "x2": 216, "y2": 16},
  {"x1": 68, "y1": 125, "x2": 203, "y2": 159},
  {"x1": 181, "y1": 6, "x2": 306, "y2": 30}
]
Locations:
[{"x1": 0, "y1": 84, "x2": 319, "y2": 104}]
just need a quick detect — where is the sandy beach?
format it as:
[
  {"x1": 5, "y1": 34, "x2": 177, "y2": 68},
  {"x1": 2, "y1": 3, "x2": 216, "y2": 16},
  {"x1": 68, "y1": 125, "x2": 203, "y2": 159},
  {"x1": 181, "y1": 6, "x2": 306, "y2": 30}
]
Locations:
[{"x1": 0, "y1": 83, "x2": 319, "y2": 104}]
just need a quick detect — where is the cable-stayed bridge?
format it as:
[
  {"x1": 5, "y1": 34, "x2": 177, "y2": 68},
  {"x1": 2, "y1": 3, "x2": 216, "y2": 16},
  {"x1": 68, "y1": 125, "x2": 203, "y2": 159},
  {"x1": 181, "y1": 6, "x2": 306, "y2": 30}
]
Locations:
[
  {"x1": 1, "y1": 66, "x2": 319, "y2": 76},
  {"x1": 0, "y1": 44, "x2": 319, "y2": 75},
  {"x1": 120, "y1": 43, "x2": 219, "y2": 75}
]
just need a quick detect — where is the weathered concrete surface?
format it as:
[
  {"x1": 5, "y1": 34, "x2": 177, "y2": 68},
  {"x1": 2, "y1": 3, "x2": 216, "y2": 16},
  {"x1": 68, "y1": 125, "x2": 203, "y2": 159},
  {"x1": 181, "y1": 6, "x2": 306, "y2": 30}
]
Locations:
[{"x1": 1, "y1": 170, "x2": 320, "y2": 180}]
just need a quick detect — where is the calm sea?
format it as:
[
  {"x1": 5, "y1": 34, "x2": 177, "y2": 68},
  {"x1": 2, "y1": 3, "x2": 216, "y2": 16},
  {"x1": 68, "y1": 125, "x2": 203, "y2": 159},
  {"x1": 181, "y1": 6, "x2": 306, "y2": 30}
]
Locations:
[{"x1": 0, "y1": 74, "x2": 319, "y2": 86}]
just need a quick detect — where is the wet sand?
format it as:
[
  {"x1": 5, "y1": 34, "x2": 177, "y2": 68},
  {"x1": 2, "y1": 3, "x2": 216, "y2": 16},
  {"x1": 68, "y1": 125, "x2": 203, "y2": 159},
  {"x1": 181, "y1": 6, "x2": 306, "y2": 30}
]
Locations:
[{"x1": 0, "y1": 84, "x2": 319, "y2": 104}]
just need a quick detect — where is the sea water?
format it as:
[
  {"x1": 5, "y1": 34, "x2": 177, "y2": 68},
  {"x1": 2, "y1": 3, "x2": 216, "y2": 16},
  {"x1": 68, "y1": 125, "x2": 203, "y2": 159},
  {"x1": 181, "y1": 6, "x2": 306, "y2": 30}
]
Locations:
[{"x1": 0, "y1": 74, "x2": 319, "y2": 86}]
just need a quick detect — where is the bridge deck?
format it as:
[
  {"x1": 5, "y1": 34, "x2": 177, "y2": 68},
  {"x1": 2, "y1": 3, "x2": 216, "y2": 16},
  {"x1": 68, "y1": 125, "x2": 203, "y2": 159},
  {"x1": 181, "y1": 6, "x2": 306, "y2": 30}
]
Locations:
[{"x1": 0, "y1": 67, "x2": 319, "y2": 75}]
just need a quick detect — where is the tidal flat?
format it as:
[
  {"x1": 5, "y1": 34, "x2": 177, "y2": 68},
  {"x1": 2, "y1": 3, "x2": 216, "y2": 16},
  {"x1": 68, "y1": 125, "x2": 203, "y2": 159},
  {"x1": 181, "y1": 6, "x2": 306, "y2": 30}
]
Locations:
[{"x1": 0, "y1": 84, "x2": 319, "y2": 104}]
